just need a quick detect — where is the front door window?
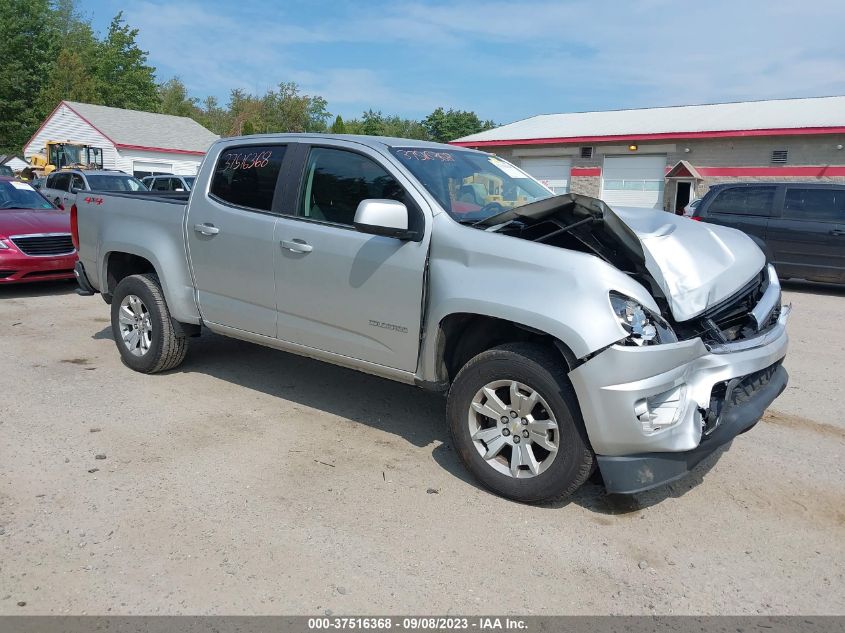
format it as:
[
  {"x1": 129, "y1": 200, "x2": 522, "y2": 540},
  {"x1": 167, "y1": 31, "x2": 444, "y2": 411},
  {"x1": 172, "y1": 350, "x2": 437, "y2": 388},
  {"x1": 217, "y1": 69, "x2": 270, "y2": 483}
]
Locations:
[{"x1": 299, "y1": 147, "x2": 407, "y2": 225}]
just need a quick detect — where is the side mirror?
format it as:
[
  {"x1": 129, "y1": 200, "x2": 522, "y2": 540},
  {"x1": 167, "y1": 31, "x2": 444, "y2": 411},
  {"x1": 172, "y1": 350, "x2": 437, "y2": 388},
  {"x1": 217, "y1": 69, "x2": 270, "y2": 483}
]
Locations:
[
  {"x1": 353, "y1": 199, "x2": 417, "y2": 240},
  {"x1": 71, "y1": 187, "x2": 82, "y2": 194}
]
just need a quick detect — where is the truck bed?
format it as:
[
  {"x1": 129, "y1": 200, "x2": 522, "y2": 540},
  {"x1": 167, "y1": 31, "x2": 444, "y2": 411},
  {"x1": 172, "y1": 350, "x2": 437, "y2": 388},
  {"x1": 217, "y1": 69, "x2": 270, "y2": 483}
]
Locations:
[{"x1": 76, "y1": 189, "x2": 201, "y2": 324}]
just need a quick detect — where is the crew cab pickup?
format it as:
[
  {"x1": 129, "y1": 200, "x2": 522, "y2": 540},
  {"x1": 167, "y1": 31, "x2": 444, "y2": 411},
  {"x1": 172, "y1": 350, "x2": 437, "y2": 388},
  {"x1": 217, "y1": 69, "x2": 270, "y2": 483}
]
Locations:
[{"x1": 73, "y1": 134, "x2": 790, "y2": 502}]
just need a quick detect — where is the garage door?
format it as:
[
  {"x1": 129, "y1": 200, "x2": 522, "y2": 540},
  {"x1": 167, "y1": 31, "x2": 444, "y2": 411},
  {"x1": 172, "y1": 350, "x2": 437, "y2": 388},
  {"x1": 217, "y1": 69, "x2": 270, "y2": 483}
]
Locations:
[
  {"x1": 519, "y1": 157, "x2": 571, "y2": 194},
  {"x1": 601, "y1": 155, "x2": 666, "y2": 208}
]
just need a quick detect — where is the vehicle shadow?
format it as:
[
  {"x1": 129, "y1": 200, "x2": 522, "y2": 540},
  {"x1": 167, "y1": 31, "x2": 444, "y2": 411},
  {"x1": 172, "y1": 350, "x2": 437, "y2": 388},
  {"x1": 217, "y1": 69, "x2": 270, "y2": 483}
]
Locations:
[
  {"x1": 781, "y1": 279, "x2": 845, "y2": 297},
  {"x1": 93, "y1": 326, "x2": 725, "y2": 513},
  {"x1": 0, "y1": 279, "x2": 77, "y2": 300}
]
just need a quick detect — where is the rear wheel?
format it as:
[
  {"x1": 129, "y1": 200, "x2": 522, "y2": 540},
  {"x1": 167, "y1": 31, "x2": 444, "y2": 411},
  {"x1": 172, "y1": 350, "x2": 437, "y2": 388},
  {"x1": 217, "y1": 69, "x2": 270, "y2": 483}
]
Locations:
[
  {"x1": 447, "y1": 343, "x2": 594, "y2": 503},
  {"x1": 110, "y1": 273, "x2": 187, "y2": 373}
]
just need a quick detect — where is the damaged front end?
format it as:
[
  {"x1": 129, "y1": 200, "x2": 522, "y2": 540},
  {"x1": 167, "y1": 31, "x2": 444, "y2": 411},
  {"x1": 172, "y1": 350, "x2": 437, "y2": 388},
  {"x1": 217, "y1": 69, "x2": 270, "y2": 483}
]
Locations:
[{"x1": 479, "y1": 194, "x2": 791, "y2": 494}]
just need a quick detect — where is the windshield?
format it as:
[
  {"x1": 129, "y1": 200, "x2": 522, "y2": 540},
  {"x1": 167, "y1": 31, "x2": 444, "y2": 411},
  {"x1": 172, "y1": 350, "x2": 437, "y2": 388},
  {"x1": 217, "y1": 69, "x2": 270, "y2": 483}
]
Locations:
[
  {"x1": 390, "y1": 147, "x2": 553, "y2": 222},
  {"x1": 86, "y1": 175, "x2": 146, "y2": 191},
  {"x1": 0, "y1": 180, "x2": 53, "y2": 210}
]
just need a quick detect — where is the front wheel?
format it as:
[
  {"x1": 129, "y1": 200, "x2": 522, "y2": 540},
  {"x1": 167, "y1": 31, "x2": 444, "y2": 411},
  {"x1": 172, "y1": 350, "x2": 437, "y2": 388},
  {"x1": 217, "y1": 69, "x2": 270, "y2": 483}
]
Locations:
[
  {"x1": 447, "y1": 343, "x2": 594, "y2": 503},
  {"x1": 110, "y1": 273, "x2": 187, "y2": 373}
]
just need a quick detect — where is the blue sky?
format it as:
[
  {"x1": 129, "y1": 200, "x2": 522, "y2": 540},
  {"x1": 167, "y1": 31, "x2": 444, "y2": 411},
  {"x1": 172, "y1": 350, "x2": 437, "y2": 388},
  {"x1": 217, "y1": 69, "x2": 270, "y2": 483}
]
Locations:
[{"x1": 79, "y1": 0, "x2": 845, "y2": 125}]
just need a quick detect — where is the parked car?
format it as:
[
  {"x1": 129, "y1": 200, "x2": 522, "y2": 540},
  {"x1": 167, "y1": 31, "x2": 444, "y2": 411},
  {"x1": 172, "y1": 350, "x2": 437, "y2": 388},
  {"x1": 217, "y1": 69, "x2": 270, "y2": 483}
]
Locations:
[
  {"x1": 41, "y1": 169, "x2": 146, "y2": 210},
  {"x1": 0, "y1": 177, "x2": 77, "y2": 283},
  {"x1": 692, "y1": 182, "x2": 845, "y2": 284},
  {"x1": 683, "y1": 197, "x2": 702, "y2": 216},
  {"x1": 73, "y1": 134, "x2": 789, "y2": 502},
  {"x1": 30, "y1": 177, "x2": 47, "y2": 190},
  {"x1": 142, "y1": 175, "x2": 196, "y2": 192}
]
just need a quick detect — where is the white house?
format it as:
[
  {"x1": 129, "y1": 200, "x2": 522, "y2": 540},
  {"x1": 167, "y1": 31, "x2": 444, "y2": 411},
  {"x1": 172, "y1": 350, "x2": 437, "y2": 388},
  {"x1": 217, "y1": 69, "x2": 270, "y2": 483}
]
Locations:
[
  {"x1": 23, "y1": 101, "x2": 219, "y2": 179},
  {"x1": 0, "y1": 155, "x2": 30, "y2": 172}
]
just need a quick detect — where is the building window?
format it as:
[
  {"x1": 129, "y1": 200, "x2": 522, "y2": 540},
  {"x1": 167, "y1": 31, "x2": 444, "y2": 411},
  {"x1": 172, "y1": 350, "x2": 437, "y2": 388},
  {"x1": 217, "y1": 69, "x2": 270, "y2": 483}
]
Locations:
[
  {"x1": 771, "y1": 149, "x2": 788, "y2": 164},
  {"x1": 580, "y1": 146, "x2": 594, "y2": 159}
]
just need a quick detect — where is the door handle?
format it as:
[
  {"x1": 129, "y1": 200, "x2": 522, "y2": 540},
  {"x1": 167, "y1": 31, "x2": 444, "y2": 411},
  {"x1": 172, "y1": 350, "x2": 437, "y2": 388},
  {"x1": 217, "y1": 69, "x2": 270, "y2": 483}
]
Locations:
[
  {"x1": 193, "y1": 223, "x2": 220, "y2": 236},
  {"x1": 830, "y1": 229, "x2": 845, "y2": 236},
  {"x1": 280, "y1": 239, "x2": 313, "y2": 253}
]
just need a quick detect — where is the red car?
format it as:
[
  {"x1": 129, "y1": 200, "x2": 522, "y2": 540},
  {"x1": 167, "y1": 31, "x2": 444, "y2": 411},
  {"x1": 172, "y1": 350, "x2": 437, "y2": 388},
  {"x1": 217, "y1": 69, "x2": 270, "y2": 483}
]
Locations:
[{"x1": 0, "y1": 177, "x2": 77, "y2": 283}]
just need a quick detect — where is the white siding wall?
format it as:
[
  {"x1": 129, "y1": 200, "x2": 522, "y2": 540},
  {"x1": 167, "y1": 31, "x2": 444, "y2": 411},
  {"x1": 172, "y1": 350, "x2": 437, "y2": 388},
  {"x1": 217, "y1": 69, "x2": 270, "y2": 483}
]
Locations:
[
  {"x1": 115, "y1": 149, "x2": 203, "y2": 176},
  {"x1": 23, "y1": 103, "x2": 206, "y2": 177},
  {"x1": 23, "y1": 103, "x2": 118, "y2": 168}
]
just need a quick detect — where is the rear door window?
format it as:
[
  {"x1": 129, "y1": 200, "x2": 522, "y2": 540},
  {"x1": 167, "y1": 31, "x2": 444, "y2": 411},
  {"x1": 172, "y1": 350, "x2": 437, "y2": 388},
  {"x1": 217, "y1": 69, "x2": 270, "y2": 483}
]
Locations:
[
  {"x1": 209, "y1": 145, "x2": 286, "y2": 212},
  {"x1": 783, "y1": 188, "x2": 845, "y2": 222},
  {"x1": 152, "y1": 178, "x2": 170, "y2": 191},
  {"x1": 708, "y1": 186, "x2": 776, "y2": 216}
]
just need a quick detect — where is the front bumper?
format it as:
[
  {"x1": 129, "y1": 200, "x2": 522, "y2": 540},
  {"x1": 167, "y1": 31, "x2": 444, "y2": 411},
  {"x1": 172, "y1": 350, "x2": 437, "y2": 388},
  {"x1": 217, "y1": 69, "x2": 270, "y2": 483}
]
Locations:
[
  {"x1": 0, "y1": 248, "x2": 77, "y2": 283},
  {"x1": 568, "y1": 305, "x2": 790, "y2": 493}
]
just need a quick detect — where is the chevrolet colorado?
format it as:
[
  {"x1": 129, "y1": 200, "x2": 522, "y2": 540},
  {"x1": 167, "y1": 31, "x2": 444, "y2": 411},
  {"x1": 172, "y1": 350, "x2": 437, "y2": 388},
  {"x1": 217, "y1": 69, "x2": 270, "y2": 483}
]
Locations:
[{"x1": 73, "y1": 134, "x2": 790, "y2": 502}]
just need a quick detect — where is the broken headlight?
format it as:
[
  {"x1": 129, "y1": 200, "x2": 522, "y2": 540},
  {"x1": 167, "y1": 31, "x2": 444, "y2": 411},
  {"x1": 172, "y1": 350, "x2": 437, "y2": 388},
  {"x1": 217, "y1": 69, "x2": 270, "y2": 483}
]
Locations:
[{"x1": 609, "y1": 292, "x2": 677, "y2": 346}]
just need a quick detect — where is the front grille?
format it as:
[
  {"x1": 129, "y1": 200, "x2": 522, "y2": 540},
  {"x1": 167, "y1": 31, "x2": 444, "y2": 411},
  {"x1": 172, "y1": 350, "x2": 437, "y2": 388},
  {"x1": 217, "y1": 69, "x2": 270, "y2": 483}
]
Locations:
[
  {"x1": 10, "y1": 234, "x2": 74, "y2": 256},
  {"x1": 675, "y1": 270, "x2": 776, "y2": 345}
]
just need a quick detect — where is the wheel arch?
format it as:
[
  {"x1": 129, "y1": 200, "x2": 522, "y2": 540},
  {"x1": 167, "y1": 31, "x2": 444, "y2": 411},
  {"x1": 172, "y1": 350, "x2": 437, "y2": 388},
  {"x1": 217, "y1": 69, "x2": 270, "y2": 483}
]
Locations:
[
  {"x1": 422, "y1": 311, "x2": 583, "y2": 388},
  {"x1": 99, "y1": 243, "x2": 201, "y2": 324}
]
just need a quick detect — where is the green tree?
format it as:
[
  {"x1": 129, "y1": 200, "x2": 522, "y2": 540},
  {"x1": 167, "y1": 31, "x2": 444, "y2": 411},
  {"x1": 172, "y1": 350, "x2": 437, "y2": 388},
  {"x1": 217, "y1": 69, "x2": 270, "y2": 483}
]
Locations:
[
  {"x1": 37, "y1": 1, "x2": 102, "y2": 112},
  {"x1": 422, "y1": 107, "x2": 495, "y2": 143},
  {"x1": 360, "y1": 109, "x2": 385, "y2": 136},
  {"x1": 38, "y1": 48, "x2": 100, "y2": 109},
  {"x1": 379, "y1": 115, "x2": 430, "y2": 140},
  {"x1": 330, "y1": 115, "x2": 346, "y2": 134},
  {"x1": 262, "y1": 82, "x2": 330, "y2": 133},
  {"x1": 0, "y1": 0, "x2": 54, "y2": 152},
  {"x1": 158, "y1": 77, "x2": 199, "y2": 117},
  {"x1": 226, "y1": 88, "x2": 262, "y2": 135},
  {"x1": 343, "y1": 111, "x2": 430, "y2": 140},
  {"x1": 197, "y1": 96, "x2": 230, "y2": 136},
  {"x1": 95, "y1": 12, "x2": 159, "y2": 111}
]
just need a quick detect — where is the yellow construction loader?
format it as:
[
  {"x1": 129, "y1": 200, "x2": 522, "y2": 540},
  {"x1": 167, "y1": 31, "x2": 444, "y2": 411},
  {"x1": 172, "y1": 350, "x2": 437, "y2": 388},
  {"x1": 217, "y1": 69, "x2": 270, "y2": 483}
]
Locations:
[{"x1": 29, "y1": 141, "x2": 104, "y2": 176}]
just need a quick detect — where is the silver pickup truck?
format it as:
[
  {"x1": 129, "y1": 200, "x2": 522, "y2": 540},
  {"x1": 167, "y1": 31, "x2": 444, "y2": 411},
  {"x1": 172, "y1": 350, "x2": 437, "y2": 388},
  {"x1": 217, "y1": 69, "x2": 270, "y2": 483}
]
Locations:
[{"x1": 73, "y1": 134, "x2": 790, "y2": 502}]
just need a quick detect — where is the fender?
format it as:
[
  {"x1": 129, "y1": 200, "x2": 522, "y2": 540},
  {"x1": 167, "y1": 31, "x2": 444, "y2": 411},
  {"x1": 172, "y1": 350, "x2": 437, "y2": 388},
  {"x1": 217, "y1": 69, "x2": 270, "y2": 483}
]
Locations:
[
  {"x1": 97, "y1": 207, "x2": 201, "y2": 324},
  {"x1": 414, "y1": 215, "x2": 658, "y2": 383}
]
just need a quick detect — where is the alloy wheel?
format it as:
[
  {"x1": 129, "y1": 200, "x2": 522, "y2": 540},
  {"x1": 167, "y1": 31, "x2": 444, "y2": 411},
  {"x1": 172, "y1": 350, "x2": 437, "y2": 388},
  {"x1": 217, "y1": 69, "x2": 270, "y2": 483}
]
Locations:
[
  {"x1": 117, "y1": 294, "x2": 153, "y2": 356},
  {"x1": 467, "y1": 380, "x2": 560, "y2": 478}
]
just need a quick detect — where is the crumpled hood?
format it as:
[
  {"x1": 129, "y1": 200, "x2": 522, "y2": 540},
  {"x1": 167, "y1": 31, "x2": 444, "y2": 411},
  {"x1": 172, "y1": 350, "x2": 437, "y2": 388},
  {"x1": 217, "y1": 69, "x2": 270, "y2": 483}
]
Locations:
[{"x1": 608, "y1": 206, "x2": 766, "y2": 321}]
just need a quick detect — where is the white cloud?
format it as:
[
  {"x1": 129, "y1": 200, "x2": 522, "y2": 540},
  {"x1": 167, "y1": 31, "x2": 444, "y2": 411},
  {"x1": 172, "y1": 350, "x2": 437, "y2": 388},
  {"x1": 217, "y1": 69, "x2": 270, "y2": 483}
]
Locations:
[{"x1": 119, "y1": 0, "x2": 845, "y2": 120}]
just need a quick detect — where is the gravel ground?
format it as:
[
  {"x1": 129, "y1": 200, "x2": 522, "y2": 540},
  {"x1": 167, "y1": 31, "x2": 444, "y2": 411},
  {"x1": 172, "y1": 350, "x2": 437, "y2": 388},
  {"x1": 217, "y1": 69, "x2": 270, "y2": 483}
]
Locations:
[{"x1": 1, "y1": 279, "x2": 843, "y2": 615}]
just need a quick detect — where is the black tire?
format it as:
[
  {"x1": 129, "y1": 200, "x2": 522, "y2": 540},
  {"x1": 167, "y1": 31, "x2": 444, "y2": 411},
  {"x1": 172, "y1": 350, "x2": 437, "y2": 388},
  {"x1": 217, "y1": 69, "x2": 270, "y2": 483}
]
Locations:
[
  {"x1": 447, "y1": 342, "x2": 594, "y2": 503},
  {"x1": 110, "y1": 273, "x2": 187, "y2": 373}
]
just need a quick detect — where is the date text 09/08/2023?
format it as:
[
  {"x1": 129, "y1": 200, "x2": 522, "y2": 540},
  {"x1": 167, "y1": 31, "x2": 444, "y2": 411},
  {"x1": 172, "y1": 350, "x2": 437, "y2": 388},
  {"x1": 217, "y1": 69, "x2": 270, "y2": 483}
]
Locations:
[{"x1": 307, "y1": 617, "x2": 529, "y2": 630}]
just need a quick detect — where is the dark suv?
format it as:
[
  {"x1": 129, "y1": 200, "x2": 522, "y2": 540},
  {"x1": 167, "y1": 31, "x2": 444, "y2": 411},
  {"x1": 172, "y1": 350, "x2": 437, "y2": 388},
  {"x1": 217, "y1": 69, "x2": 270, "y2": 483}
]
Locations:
[{"x1": 693, "y1": 182, "x2": 845, "y2": 284}]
